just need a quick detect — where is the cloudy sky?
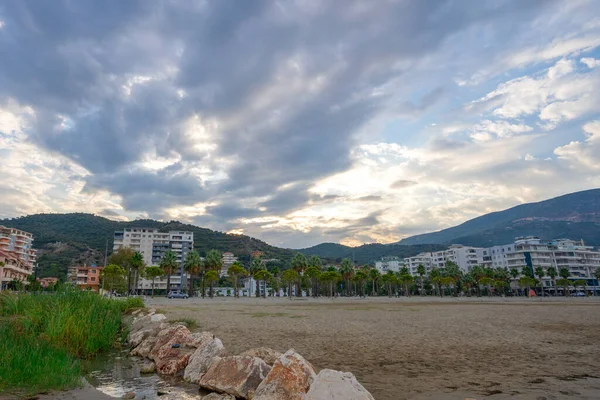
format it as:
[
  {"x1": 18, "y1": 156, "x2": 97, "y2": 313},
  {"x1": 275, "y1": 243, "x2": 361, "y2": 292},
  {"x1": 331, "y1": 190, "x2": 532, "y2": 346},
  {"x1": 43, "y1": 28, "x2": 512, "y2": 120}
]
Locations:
[{"x1": 1, "y1": 0, "x2": 600, "y2": 248}]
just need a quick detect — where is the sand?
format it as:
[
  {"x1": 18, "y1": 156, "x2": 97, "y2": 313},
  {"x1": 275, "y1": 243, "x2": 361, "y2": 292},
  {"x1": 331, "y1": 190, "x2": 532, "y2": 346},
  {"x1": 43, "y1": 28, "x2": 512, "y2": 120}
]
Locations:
[{"x1": 146, "y1": 296, "x2": 600, "y2": 400}]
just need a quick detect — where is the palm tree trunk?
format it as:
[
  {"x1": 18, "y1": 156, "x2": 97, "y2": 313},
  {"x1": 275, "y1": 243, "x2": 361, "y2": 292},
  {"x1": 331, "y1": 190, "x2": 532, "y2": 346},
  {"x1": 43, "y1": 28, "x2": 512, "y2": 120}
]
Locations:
[
  {"x1": 166, "y1": 274, "x2": 171, "y2": 295},
  {"x1": 151, "y1": 279, "x2": 155, "y2": 298}
]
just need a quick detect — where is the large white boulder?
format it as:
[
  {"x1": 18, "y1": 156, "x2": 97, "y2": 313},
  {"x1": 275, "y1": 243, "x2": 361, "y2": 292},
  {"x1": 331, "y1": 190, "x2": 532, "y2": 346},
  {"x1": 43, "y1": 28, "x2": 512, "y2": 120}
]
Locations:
[
  {"x1": 198, "y1": 356, "x2": 271, "y2": 399},
  {"x1": 304, "y1": 369, "x2": 374, "y2": 400},
  {"x1": 253, "y1": 349, "x2": 316, "y2": 400},
  {"x1": 184, "y1": 337, "x2": 226, "y2": 383}
]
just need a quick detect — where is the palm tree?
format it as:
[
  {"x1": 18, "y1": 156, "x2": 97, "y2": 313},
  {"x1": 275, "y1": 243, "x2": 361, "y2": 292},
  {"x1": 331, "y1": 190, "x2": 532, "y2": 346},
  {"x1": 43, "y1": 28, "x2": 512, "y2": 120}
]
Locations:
[
  {"x1": 546, "y1": 266, "x2": 558, "y2": 296},
  {"x1": 382, "y1": 271, "x2": 396, "y2": 297},
  {"x1": 130, "y1": 252, "x2": 145, "y2": 296},
  {"x1": 480, "y1": 277, "x2": 495, "y2": 296},
  {"x1": 270, "y1": 266, "x2": 281, "y2": 296},
  {"x1": 494, "y1": 280, "x2": 509, "y2": 296},
  {"x1": 339, "y1": 258, "x2": 354, "y2": 296},
  {"x1": 354, "y1": 269, "x2": 368, "y2": 297},
  {"x1": 440, "y1": 276, "x2": 455, "y2": 297},
  {"x1": 369, "y1": 268, "x2": 380, "y2": 296},
  {"x1": 399, "y1": 273, "x2": 414, "y2": 297},
  {"x1": 281, "y1": 269, "x2": 299, "y2": 297},
  {"x1": 445, "y1": 261, "x2": 462, "y2": 296},
  {"x1": 184, "y1": 250, "x2": 203, "y2": 296},
  {"x1": 518, "y1": 276, "x2": 536, "y2": 297},
  {"x1": 559, "y1": 267, "x2": 570, "y2": 296},
  {"x1": 509, "y1": 268, "x2": 520, "y2": 295},
  {"x1": 308, "y1": 255, "x2": 322, "y2": 270},
  {"x1": 416, "y1": 264, "x2": 426, "y2": 295},
  {"x1": 556, "y1": 278, "x2": 571, "y2": 297},
  {"x1": 205, "y1": 270, "x2": 219, "y2": 298},
  {"x1": 291, "y1": 253, "x2": 308, "y2": 297},
  {"x1": 144, "y1": 265, "x2": 164, "y2": 297},
  {"x1": 204, "y1": 250, "x2": 223, "y2": 298},
  {"x1": 573, "y1": 279, "x2": 587, "y2": 295},
  {"x1": 304, "y1": 266, "x2": 321, "y2": 297},
  {"x1": 249, "y1": 257, "x2": 264, "y2": 297},
  {"x1": 227, "y1": 261, "x2": 246, "y2": 298},
  {"x1": 534, "y1": 266, "x2": 546, "y2": 297},
  {"x1": 471, "y1": 265, "x2": 485, "y2": 297},
  {"x1": 430, "y1": 268, "x2": 442, "y2": 297},
  {"x1": 160, "y1": 250, "x2": 178, "y2": 294},
  {"x1": 253, "y1": 269, "x2": 272, "y2": 298}
]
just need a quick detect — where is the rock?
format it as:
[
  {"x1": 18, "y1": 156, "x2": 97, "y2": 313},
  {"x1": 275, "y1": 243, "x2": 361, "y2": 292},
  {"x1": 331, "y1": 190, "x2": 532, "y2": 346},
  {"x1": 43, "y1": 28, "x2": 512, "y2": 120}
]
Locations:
[
  {"x1": 304, "y1": 369, "x2": 374, "y2": 400},
  {"x1": 202, "y1": 393, "x2": 236, "y2": 400},
  {"x1": 150, "y1": 325, "x2": 194, "y2": 375},
  {"x1": 122, "y1": 392, "x2": 136, "y2": 399},
  {"x1": 187, "y1": 331, "x2": 215, "y2": 348},
  {"x1": 151, "y1": 314, "x2": 167, "y2": 323},
  {"x1": 239, "y1": 347, "x2": 283, "y2": 366},
  {"x1": 253, "y1": 349, "x2": 316, "y2": 400},
  {"x1": 140, "y1": 361, "x2": 156, "y2": 374},
  {"x1": 184, "y1": 337, "x2": 226, "y2": 383},
  {"x1": 156, "y1": 389, "x2": 169, "y2": 396},
  {"x1": 198, "y1": 356, "x2": 271, "y2": 399},
  {"x1": 130, "y1": 336, "x2": 158, "y2": 358},
  {"x1": 129, "y1": 314, "x2": 154, "y2": 336},
  {"x1": 129, "y1": 325, "x2": 160, "y2": 348}
]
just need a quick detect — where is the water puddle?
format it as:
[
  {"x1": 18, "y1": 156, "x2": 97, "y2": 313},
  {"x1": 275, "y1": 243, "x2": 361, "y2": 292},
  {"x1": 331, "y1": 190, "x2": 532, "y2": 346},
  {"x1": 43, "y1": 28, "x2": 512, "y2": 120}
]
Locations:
[{"x1": 81, "y1": 350, "x2": 205, "y2": 399}]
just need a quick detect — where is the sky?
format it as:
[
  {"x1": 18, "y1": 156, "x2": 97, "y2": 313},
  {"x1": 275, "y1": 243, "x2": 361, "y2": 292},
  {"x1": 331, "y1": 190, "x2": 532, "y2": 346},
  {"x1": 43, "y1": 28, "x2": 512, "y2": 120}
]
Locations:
[{"x1": 1, "y1": 0, "x2": 600, "y2": 249}]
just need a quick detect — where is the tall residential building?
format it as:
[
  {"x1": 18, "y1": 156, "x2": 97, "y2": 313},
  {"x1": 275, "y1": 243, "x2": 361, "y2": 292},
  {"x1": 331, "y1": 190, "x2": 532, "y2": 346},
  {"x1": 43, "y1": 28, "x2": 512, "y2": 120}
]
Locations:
[
  {"x1": 432, "y1": 244, "x2": 481, "y2": 272},
  {"x1": 220, "y1": 252, "x2": 237, "y2": 277},
  {"x1": 506, "y1": 237, "x2": 554, "y2": 275},
  {"x1": 489, "y1": 243, "x2": 516, "y2": 269},
  {"x1": 113, "y1": 227, "x2": 194, "y2": 291},
  {"x1": 374, "y1": 256, "x2": 405, "y2": 274},
  {"x1": 0, "y1": 226, "x2": 37, "y2": 269},
  {"x1": 551, "y1": 239, "x2": 600, "y2": 279},
  {"x1": 404, "y1": 252, "x2": 433, "y2": 275}
]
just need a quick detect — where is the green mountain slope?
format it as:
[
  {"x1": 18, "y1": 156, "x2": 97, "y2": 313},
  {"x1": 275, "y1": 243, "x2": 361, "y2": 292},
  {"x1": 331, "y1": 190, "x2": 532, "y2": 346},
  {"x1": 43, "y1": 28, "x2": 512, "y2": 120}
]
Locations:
[
  {"x1": 399, "y1": 189, "x2": 600, "y2": 246},
  {"x1": 0, "y1": 213, "x2": 294, "y2": 279},
  {"x1": 297, "y1": 242, "x2": 445, "y2": 265}
]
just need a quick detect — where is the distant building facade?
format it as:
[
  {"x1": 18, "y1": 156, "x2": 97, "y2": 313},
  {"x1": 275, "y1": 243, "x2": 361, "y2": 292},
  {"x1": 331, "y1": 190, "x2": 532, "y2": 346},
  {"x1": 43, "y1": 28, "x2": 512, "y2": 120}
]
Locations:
[
  {"x1": 68, "y1": 265, "x2": 104, "y2": 292},
  {"x1": 0, "y1": 225, "x2": 37, "y2": 269},
  {"x1": 374, "y1": 256, "x2": 404, "y2": 274},
  {"x1": 113, "y1": 227, "x2": 194, "y2": 291},
  {"x1": 220, "y1": 252, "x2": 238, "y2": 277},
  {"x1": 38, "y1": 277, "x2": 59, "y2": 288},
  {"x1": 0, "y1": 249, "x2": 34, "y2": 290}
]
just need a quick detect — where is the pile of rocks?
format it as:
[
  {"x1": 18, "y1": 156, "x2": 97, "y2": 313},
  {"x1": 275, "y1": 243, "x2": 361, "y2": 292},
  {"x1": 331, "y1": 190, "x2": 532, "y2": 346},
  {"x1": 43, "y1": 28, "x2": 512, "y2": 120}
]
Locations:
[{"x1": 128, "y1": 309, "x2": 374, "y2": 399}]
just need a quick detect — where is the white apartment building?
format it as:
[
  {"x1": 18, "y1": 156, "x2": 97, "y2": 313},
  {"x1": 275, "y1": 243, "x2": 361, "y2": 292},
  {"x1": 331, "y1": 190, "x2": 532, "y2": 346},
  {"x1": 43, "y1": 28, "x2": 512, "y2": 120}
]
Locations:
[
  {"x1": 432, "y1": 245, "x2": 481, "y2": 272},
  {"x1": 374, "y1": 256, "x2": 405, "y2": 274},
  {"x1": 488, "y1": 243, "x2": 516, "y2": 269},
  {"x1": 404, "y1": 252, "x2": 433, "y2": 275},
  {"x1": 220, "y1": 252, "x2": 237, "y2": 277},
  {"x1": 113, "y1": 227, "x2": 194, "y2": 291},
  {"x1": 0, "y1": 226, "x2": 37, "y2": 269},
  {"x1": 551, "y1": 239, "x2": 600, "y2": 280}
]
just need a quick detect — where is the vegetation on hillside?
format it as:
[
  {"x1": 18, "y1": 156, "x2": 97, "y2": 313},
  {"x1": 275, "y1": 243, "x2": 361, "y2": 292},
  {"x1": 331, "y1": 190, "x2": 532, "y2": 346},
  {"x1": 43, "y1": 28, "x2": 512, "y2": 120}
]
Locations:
[{"x1": 297, "y1": 243, "x2": 445, "y2": 265}]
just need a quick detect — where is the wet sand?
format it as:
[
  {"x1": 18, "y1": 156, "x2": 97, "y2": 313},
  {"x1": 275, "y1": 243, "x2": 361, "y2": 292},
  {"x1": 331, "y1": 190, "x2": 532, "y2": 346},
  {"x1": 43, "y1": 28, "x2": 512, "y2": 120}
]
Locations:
[{"x1": 147, "y1": 296, "x2": 600, "y2": 400}]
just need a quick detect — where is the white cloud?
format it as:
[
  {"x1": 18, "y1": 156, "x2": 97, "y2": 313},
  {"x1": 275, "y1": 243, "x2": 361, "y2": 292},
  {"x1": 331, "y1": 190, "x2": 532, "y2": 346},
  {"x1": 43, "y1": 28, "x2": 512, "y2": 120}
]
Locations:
[
  {"x1": 554, "y1": 120, "x2": 600, "y2": 171},
  {"x1": 581, "y1": 57, "x2": 600, "y2": 68},
  {"x1": 470, "y1": 120, "x2": 533, "y2": 142}
]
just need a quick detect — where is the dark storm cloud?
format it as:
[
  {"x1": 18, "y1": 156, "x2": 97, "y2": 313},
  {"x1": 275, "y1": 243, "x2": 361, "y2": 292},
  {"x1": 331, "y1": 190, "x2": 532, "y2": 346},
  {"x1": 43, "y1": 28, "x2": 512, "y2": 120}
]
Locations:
[{"x1": 0, "y1": 0, "x2": 554, "y2": 219}]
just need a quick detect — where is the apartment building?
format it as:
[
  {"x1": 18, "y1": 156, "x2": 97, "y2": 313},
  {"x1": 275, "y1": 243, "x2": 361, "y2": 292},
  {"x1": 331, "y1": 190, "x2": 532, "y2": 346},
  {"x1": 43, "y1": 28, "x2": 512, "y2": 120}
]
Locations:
[
  {"x1": 0, "y1": 249, "x2": 34, "y2": 290},
  {"x1": 489, "y1": 243, "x2": 516, "y2": 269},
  {"x1": 432, "y1": 245, "x2": 481, "y2": 272},
  {"x1": 38, "y1": 277, "x2": 59, "y2": 288},
  {"x1": 0, "y1": 226, "x2": 37, "y2": 269},
  {"x1": 113, "y1": 227, "x2": 194, "y2": 291},
  {"x1": 375, "y1": 256, "x2": 405, "y2": 274},
  {"x1": 404, "y1": 252, "x2": 433, "y2": 275},
  {"x1": 551, "y1": 239, "x2": 600, "y2": 280},
  {"x1": 220, "y1": 252, "x2": 237, "y2": 277},
  {"x1": 67, "y1": 265, "x2": 104, "y2": 292}
]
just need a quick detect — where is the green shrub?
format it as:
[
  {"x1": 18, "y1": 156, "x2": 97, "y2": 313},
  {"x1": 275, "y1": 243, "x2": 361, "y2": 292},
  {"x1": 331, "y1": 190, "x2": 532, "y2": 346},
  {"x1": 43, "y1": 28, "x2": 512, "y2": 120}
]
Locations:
[{"x1": 0, "y1": 289, "x2": 141, "y2": 395}]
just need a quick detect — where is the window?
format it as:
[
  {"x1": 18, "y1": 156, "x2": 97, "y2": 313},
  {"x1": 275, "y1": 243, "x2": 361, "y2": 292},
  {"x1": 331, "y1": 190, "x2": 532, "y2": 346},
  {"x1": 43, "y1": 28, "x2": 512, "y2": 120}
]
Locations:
[{"x1": 90, "y1": 277, "x2": 95, "y2": 282}]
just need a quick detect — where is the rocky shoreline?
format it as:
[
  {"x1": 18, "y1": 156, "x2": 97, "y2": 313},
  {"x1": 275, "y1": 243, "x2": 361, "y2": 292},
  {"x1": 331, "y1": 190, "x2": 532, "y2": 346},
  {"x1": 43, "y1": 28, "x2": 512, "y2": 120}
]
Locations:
[{"x1": 127, "y1": 308, "x2": 375, "y2": 399}]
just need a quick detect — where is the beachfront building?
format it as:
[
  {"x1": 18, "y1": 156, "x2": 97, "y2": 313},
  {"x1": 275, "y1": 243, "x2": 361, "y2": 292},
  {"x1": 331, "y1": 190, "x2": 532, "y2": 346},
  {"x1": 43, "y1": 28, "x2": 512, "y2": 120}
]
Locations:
[
  {"x1": 0, "y1": 225, "x2": 37, "y2": 269},
  {"x1": 67, "y1": 265, "x2": 104, "y2": 292},
  {"x1": 375, "y1": 256, "x2": 404, "y2": 274},
  {"x1": 550, "y1": 239, "x2": 600, "y2": 282},
  {"x1": 432, "y1": 245, "x2": 481, "y2": 272},
  {"x1": 220, "y1": 252, "x2": 237, "y2": 277},
  {"x1": 113, "y1": 227, "x2": 194, "y2": 291},
  {"x1": 404, "y1": 252, "x2": 433, "y2": 275},
  {"x1": 488, "y1": 243, "x2": 516, "y2": 269}
]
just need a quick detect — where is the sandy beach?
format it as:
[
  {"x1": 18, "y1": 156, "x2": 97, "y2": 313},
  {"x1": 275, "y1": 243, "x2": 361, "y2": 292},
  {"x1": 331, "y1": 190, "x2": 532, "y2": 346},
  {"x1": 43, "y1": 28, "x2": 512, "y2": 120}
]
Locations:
[{"x1": 146, "y1": 296, "x2": 600, "y2": 400}]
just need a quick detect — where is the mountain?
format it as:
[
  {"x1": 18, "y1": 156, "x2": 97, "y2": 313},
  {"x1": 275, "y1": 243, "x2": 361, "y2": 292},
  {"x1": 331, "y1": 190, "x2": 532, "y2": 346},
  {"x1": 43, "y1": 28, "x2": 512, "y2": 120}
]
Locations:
[
  {"x1": 399, "y1": 189, "x2": 600, "y2": 247},
  {"x1": 297, "y1": 242, "x2": 445, "y2": 265},
  {"x1": 0, "y1": 213, "x2": 295, "y2": 279}
]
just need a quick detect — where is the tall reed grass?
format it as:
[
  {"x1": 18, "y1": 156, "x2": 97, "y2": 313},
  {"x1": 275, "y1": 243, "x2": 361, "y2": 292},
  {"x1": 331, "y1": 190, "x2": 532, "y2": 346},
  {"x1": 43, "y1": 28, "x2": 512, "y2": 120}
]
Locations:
[{"x1": 0, "y1": 289, "x2": 143, "y2": 395}]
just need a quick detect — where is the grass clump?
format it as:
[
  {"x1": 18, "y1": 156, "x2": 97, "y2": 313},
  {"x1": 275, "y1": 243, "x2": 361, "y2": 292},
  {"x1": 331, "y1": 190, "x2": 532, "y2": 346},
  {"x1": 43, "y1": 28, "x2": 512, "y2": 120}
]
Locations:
[
  {"x1": 169, "y1": 318, "x2": 198, "y2": 329},
  {"x1": 0, "y1": 289, "x2": 142, "y2": 395}
]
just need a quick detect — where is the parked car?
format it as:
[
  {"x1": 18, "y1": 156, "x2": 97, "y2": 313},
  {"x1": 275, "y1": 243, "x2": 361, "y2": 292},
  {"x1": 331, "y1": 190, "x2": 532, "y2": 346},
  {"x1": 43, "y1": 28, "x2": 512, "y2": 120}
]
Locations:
[
  {"x1": 167, "y1": 290, "x2": 189, "y2": 299},
  {"x1": 571, "y1": 292, "x2": 586, "y2": 297}
]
